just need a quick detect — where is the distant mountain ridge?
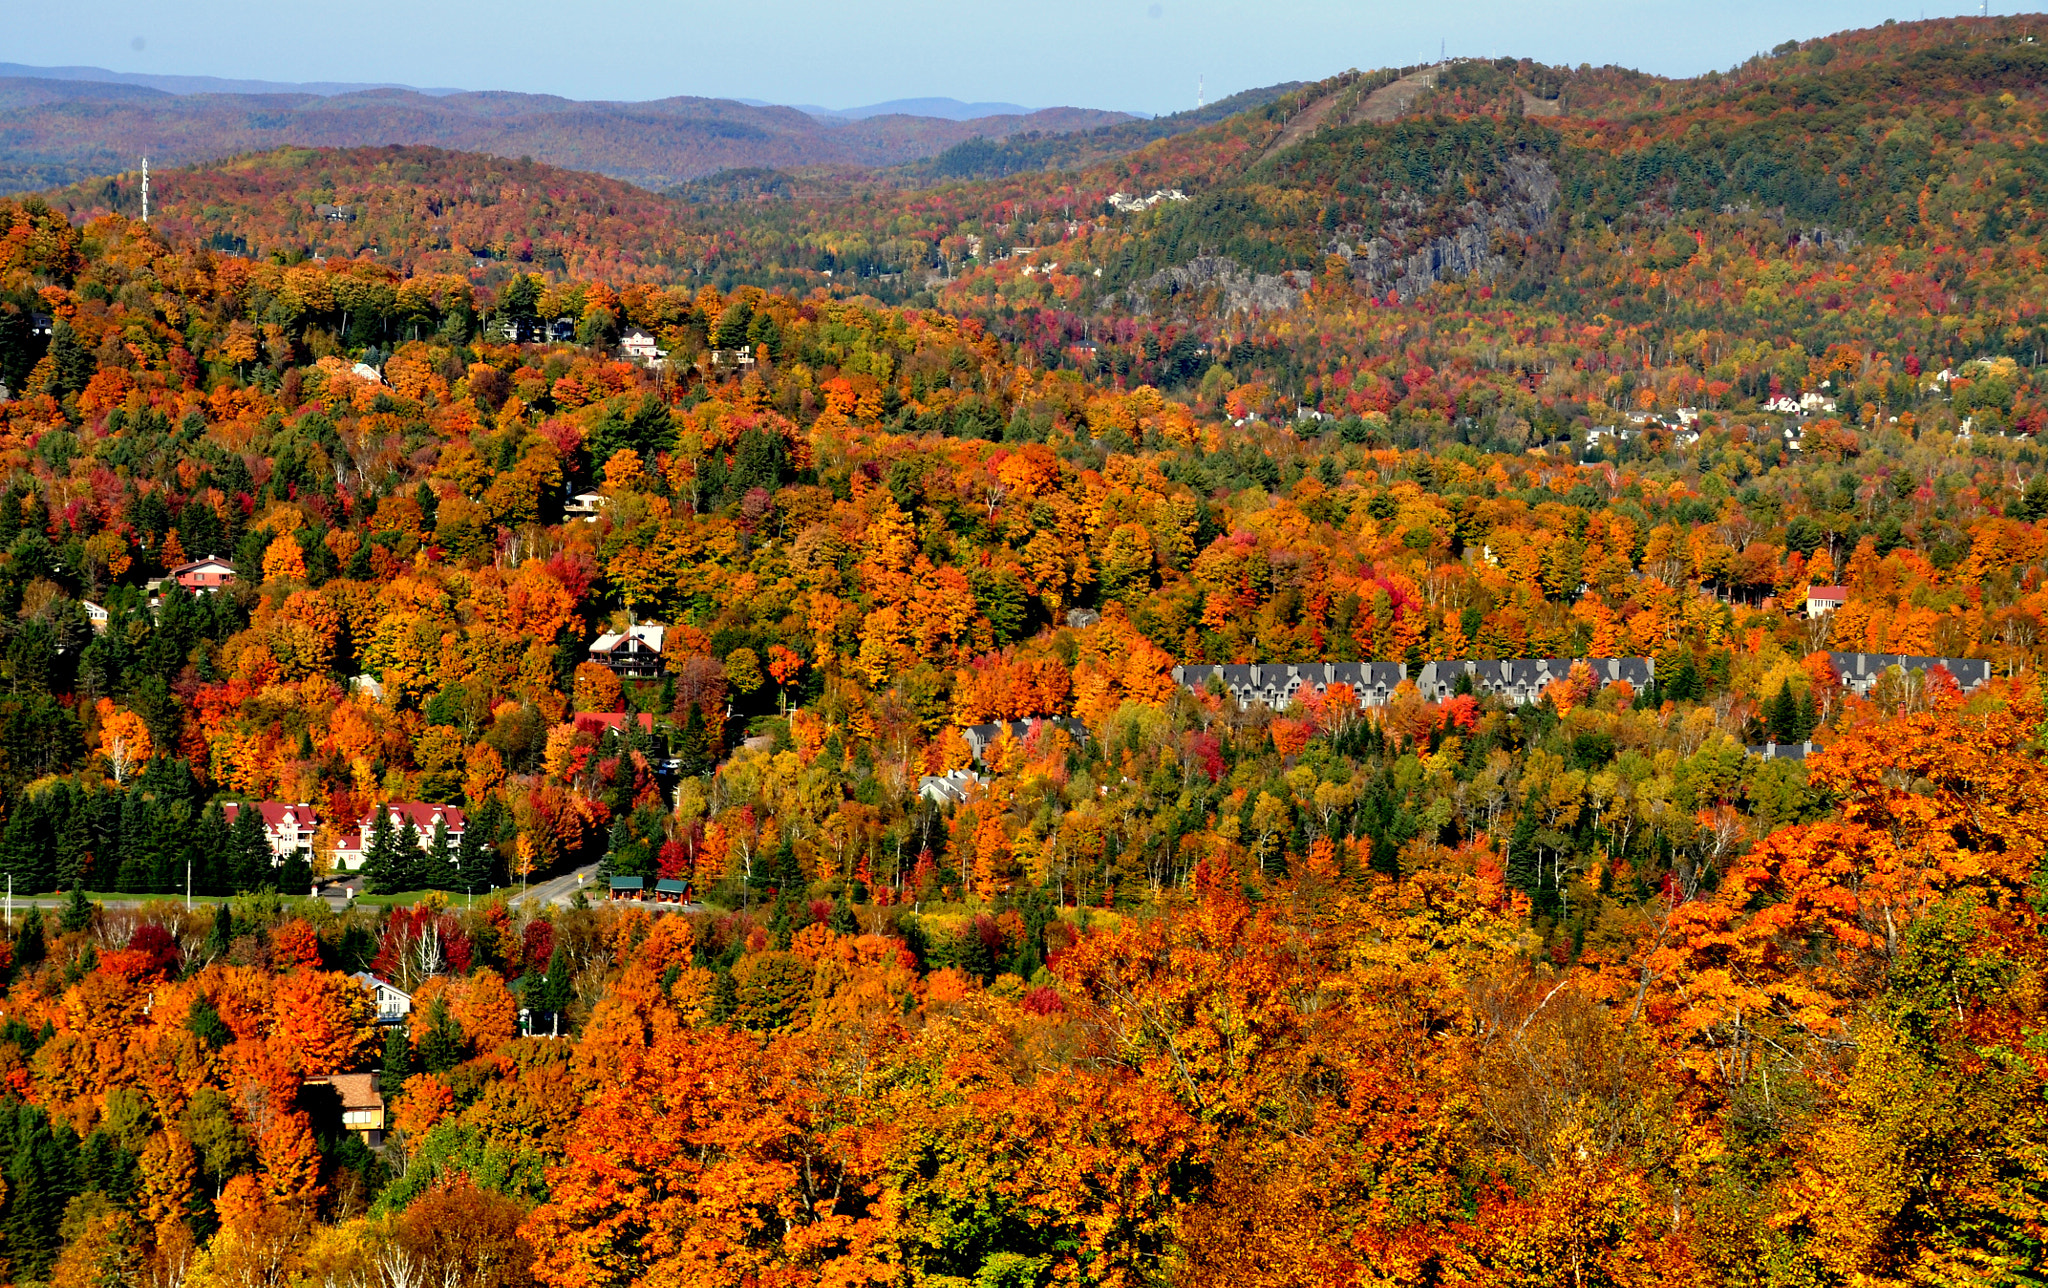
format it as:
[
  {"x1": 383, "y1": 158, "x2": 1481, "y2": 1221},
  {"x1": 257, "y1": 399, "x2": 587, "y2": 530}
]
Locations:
[
  {"x1": 0, "y1": 61, "x2": 465, "y2": 97},
  {"x1": 0, "y1": 74, "x2": 1135, "y2": 194}
]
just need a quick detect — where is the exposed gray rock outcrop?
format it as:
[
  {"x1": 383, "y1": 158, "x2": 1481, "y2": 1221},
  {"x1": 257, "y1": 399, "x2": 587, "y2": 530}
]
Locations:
[
  {"x1": 1338, "y1": 155, "x2": 1560, "y2": 301},
  {"x1": 1120, "y1": 255, "x2": 1311, "y2": 318}
]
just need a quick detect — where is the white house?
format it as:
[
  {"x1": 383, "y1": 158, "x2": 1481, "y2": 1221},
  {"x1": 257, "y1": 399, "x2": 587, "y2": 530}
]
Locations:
[
  {"x1": 351, "y1": 972, "x2": 413, "y2": 1024},
  {"x1": 566, "y1": 491, "x2": 607, "y2": 522},
  {"x1": 620, "y1": 330, "x2": 667, "y2": 365},
  {"x1": 1806, "y1": 585, "x2": 1848, "y2": 618}
]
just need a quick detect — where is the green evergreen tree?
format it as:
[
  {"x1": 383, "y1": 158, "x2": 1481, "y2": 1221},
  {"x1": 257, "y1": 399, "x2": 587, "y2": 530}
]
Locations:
[
  {"x1": 360, "y1": 810, "x2": 399, "y2": 895},
  {"x1": 186, "y1": 996, "x2": 231, "y2": 1049},
  {"x1": 59, "y1": 886, "x2": 94, "y2": 934},
  {"x1": 229, "y1": 803, "x2": 272, "y2": 892},
  {"x1": 276, "y1": 850, "x2": 312, "y2": 896},
  {"x1": 677, "y1": 705, "x2": 710, "y2": 777},
  {"x1": 828, "y1": 898, "x2": 858, "y2": 936},
  {"x1": 381, "y1": 1024, "x2": 414, "y2": 1081},
  {"x1": 455, "y1": 824, "x2": 495, "y2": 895},
  {"x1": 13, "y1": 906, "x2": 44, "y2": 970},
  {"x1": 540, "y1": 944, "x2": 575, "y2": 1036},
  {"x1": 416, "y1": 1000, "x2": 466, "y2": 1072},
  {"x1": 190, "y1": 804, "x2": 233, "y2": 897},
  {"x1": 424, "y1": 821, "x2": 457, "y2": 891},
  {"x1": 391, "y1": 820, "x2": 423, "y2": 892},
  {"x1": 0, "y1": 1101, "x2": 81, "y2": 1280},
  {"x1": 203, "y1": 904, "x2": 234, "y2": 961}
]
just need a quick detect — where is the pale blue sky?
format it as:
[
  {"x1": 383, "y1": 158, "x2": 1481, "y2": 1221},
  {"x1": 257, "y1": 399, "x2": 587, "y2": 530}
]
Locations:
[{"x1": 8, "y1": 1, "x2": 2004, "y2": 116}]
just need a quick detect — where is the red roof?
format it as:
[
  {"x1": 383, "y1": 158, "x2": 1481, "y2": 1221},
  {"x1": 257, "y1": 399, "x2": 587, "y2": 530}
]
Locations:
[
  {"x1": 223, "y1": 801, "x2": 320, "y2": 829},
  {"x1": 575, "y1": 711, "x2": 658, "y2": 736},
  {"x1": 363, "y1": 802, "x2": 467, "y2": 834},
  {"x1": 1807, "y1": 585, "x2": 1849, "y2": 601}
]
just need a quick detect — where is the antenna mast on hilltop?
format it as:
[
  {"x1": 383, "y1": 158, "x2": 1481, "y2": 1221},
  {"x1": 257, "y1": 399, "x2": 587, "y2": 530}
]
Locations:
[
  {"x1": 141, "y1": 157, "x2": 149, "y2": 223},
  {"x1": 1198, "y1": 75, "x2": 1204, "y2": 109}
]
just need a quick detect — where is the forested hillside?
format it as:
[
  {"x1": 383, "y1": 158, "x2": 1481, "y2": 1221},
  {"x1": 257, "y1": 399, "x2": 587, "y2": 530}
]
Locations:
[{"x1": 1, "y1": 14, "x2": 2047, "y2": 1288}]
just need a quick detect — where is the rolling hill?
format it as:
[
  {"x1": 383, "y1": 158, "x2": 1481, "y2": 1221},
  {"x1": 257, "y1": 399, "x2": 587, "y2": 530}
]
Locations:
[{"x1": 0, "y1": 75, "x2": 1134, "y2": 194}]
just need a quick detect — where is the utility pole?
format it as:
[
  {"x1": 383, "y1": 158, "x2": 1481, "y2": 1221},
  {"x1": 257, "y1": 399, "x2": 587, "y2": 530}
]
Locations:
[
  {"x1": 5, "y1": 875, "x2": 10, "y2": 930},
  {"x1": 141, "y1": 157, "x2": 150, "y2": 223},
  {"x1": 186, "y1": 858, "x2": 192, "y2": 911}
]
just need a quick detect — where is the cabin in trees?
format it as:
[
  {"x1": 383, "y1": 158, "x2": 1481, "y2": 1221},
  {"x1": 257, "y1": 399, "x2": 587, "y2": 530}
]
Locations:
[
  {"x1": 588, "y1": 623, "x2": 666, "y2": 680},
  {"x1": 303, "y1": 1072, "x2": 385, "y2": 1146},
  {"x1": 565, "y1": 491, "x2": 607, "y2": 521},
  {"x1": 351, "y1": 972, "x2": 413, "y2": 1025},
  {"x1": 1806, "y1": 586, "x2": 1848, "y2": 617},
  {"x1": 169, "y1": 556, "x2": 237, "y2": 593},
  {"x1": 608, "y1": 875, "x2": 645, "y2": 901},
  {"x1": 221, "y1": 801, "x2": 321, "y2": 859}
]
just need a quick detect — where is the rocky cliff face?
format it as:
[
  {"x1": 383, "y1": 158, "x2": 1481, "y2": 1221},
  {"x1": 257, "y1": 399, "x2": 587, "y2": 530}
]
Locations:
[
  {"x1": 1119, "y1": 256, "x2": 1312, "y2": 319},
  {"x1": 1114, "y1": 155, "x2": 1559, "y2": 320},
  {"x1": 1336, "y1": 155, "x2": 1559, "y2": 300}
]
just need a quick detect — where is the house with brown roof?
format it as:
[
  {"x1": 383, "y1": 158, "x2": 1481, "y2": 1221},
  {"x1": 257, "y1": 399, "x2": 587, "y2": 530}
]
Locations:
[{"x1": 304, "y1": 1072, "x2": 386, "y2": 1146}]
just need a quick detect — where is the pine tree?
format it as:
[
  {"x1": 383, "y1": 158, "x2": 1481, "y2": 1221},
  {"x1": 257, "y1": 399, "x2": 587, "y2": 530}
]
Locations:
[
  {"x1": 381, "y1": 1024, "x2": 414, "y2": 1080},
  {"x1": 54, "y1": 804, "x2": 91, "y2": 894},
  {"x1": 455, "y1": 825, "x2": 494, "y2": 895},
  {"x1": 0, "y1": 1101, "x2": 81, "y2": 1280},
  {"x1": 204, "y1": 904, "x2": 234, "y2": 960},
  {"x1": 677, "y1": 705, "x2": 710, "y2": 776},
  {"x1": 229, "y1": 802, "x2": 271, "y2": 892},
  {"x1": 14, "y1": 907, "x2": 43, "y2": 969},
  {"x1": 276, "y1": 850, "x2": 312, "y2": 896},
  {"x1": 59, "y1": 886, "x2": 94, "y2": 933},
  {"x1": 360, "y1": 810, "x2": 399, "y2": 895},
  {"x1": 417, "y1": 1000, "x2": 466, "y2": 1072},
  {"x1": 540, "y1": 944, "x2": 575, "y2": 1037},
  {"x1": 424, "y1": 821, "x2": 457, "y2": 891},
  {"x1": 392, "y1": 820, "x2": 423, "y2": 893},
  {"x1": 828, "y1": 898, "x2": 858, "y2": 936},
  {"x1": 190, "y1": 804, "x2": 232, "y2": 897}
]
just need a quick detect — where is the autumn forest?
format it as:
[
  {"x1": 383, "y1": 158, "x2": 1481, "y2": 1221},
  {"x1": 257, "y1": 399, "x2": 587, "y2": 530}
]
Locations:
[{"x1": 0, "y1": 14, "x2": 2044, "y2": 1288}]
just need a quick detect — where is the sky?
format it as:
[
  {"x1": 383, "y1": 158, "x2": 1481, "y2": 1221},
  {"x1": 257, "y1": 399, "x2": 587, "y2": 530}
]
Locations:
[{"x1": 6, "y1": 1, "x2": 2011, "y2": 116}]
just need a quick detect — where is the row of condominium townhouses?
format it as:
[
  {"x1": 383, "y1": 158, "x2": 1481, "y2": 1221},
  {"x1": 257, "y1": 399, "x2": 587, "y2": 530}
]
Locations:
[
  {"x1": 1172, "y1": 654, "x2": 1992, "y2": 712},
  {"x1": 220, "y1": 800, "x2": 466, "y2": 871}
]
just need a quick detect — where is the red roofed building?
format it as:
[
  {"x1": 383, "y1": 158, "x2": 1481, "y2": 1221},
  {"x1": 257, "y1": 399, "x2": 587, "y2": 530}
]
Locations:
[
  {"x1": 221, "y1": 801, "x2": 321, "y2": 859},
  {"x1": 573, "y1": 712, "x2": 660, "y2": 738},
  {"x1": 329, "y1": 802, "x2": 465, "y2": 873},
  {"x1": 170, "y1": 556, "x2": 237, "y2": 593},
  {"x1": 1806, "y1": 585, "x2": 1848, "y2": 618}
]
